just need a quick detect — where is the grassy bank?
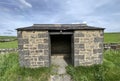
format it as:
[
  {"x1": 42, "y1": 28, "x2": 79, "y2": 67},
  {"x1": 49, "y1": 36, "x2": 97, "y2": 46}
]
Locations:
[
  {"x1": 0, "y1": 53, "x2": 50, "y2": 81},
  {"x1": 66, "y1": 50, "x2": 120, "y2": 81}
]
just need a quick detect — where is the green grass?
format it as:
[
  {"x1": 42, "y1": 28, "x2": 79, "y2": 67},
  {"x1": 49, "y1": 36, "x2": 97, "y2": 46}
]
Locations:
[
  {"x1": 66, "y1": 50, "x2": 120, "y2": 81},
  {"x1": 104, "y1": 32, "x2": 120, "y2": 43},
  {"x1": 0, "y1": 41, "x2": 18, "y2": 48},
  {"x1": 0, "y1": 36, "x2": 18, "y2": 48},
  {"x1": 0, "y1": 53, "x2": 50, "y2": 81}
]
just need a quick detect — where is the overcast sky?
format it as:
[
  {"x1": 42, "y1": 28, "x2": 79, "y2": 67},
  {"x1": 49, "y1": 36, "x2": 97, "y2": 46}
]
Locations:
[{"x1": 0, "y1": 0, "x2": 120, "y2": 36}]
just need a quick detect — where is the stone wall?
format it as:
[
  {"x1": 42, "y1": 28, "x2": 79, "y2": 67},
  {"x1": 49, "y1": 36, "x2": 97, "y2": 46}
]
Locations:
[
  {"x1": 74, "y1": 30, "x2": 104, "y2": 66},
  {"x1": 17, "y1": 31, "x2": 50, "y2": 68},
  {"x1": 104, "y1": 43, "x2": 120, "y2": 50},
  {"x1": 0, "y1": 48, "x2": 18, "y2": 54}
]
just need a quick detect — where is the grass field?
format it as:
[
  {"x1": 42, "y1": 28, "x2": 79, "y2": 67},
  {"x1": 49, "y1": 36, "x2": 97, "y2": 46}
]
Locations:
[
  {"x1": 0, "y1": 36, "x2": 17, "y2": 48},
  {"x1": 104, "y1": 32, "x2": 120, "y2": 43},
  {"x1": 0, "y1": 52, "x2": 50, "y2": 81},
  {"x1": 66, "y1": 50, "x2": 120, "y2": 81},
  {"x1": 0, "y1": 41, "x2": 18, "y2": 48}
]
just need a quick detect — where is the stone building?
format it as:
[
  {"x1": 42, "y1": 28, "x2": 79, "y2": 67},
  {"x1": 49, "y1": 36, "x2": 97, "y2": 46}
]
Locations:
[{"x1": 16, "y1": 24, "x2": 104, "y2": 68}]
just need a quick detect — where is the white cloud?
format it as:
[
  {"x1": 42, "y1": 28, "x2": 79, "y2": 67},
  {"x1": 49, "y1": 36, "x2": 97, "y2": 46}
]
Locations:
[
  {"x1": 64, "y1": 0, "x2": 111, "y2": 16},
  {"x1": 0, "y1": 0, "x2": 120, "y2": 36},
  {"x1": 19, "y1": 0, "x2": 32, "y2": 8}
]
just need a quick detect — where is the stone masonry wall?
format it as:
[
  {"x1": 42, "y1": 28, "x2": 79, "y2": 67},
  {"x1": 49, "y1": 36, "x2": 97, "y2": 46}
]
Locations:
[
  {"x1": 74, "y1": 30, "x2": 104, "y2": 66},
  {"x1": 17, "y1": 31, "x2": 49, "y2": 68}
]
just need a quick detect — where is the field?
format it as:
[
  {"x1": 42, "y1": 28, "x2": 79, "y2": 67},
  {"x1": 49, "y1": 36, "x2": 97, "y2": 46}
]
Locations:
[
  {"x1": 104, "y1": 32, "x2": 120, "y2": 43},
  {"x1": 0, "y1": 53, "x2": 50, "y2": 81},
  {"x1": 0, "y1": 41, "x2": 18, "y2": 48},
  {"x1": 0, "y1": 36, "x2": 17, "y2": 48}
]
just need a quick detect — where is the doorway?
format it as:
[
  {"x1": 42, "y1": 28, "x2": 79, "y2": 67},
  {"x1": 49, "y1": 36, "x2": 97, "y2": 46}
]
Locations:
[{"x1": 50, "y1": 34, "x2": 73, "y2": 65}]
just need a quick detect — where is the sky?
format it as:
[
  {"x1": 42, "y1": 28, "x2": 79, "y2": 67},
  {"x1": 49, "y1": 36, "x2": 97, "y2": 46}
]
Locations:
[{"x1": 0, "y1": 0, "x2": 120, "y2": 36}]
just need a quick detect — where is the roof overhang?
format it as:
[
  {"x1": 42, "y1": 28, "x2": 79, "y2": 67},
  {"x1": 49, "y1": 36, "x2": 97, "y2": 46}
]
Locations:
[{"x1": 16, "y1": 24, "x2": 105, "y2": 31}]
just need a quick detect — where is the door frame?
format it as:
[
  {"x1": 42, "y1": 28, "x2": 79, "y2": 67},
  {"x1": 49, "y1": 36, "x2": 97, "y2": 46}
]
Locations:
[{"x1": 48, "y1": 30, "x2": 74, "y2": 66}]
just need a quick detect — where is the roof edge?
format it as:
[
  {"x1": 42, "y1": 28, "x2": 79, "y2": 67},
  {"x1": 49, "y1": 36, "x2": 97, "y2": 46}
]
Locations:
[{"x1": 16, "y1": 24, "x2": 105, "y2": 31}]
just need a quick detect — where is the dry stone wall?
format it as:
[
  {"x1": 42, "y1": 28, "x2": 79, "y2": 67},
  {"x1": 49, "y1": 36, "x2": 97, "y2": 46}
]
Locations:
[
  {"x1": 74, "y1": 30, "x2": 104, "y2": 66},
  {"x1": 0, "y1": 48, "x2": 18, "y2": 54},
  {"x1": 17, "y1": 31, "x2": 50, "y2": 68}
]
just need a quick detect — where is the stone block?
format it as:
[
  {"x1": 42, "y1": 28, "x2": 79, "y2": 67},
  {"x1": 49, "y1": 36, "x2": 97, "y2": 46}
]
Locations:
[
  {"x1": 74, "y1": 38, "x2": 79, "y2": 43},
  {"x1": 19, "y1": 50, "x2": 29, "y2": 55},
  {"x1": 18, "y1": 39, "x2": 29, "y2": 44},
  {"x1": 93, "y1": 59, "x2": 102, "y2": 64},
  {"x1": 30, "y1": 34, "x2": 37, "y2": 38},
  {"x1": 99, "y1": 43, "x2": 103, "y2": 48},
  {"x1": 36, "y1": 50, "x2": 43, "y2": 53},
  {"x1": 44, "y1": 50, "x2": 49, "y2": 55},
  {"x1": 74, "y1": 50, "x2": 79, "y2": 54},
  {"x1": 44, "y1": 61, "x2": 49, "y2": 67},
  {"x1": 44, "y1": 39, "x2": 48, "y2": 43},
  {"x1": 39, "y1": 56, "x2": 49, "y2": 61},
  {"x1": 18, "y1": 45, "x2": 23, "y2": 49},
  {"x1": 79, "y1": 48, "x2": 85, "y2": 51},
  {"x1": 93, "y1": 49, "x2": 102, "y2": 54},
  {"x1": 37, "y1": 62, "x2": 44, "y2": 65},
  {"x1": 83, "y1": 61, "x2": 92, "y2": 65},
  {"x1": 38, "y1": 33, "x2": 48, "y2": 38},
  {"x1": 17, "y1": 31, "x2": 22, "y2": 38},
  {"x1": 38, "y1": 44, "x2": 48, "y2": 49},
  {"x1": 98, "y1": 54, "x2": 102, "y2": 58},
  {"x1": 31, "y1": 62, "x2": 37, "y2": 65},
  {"x1": 74, "y1": 33, "x2": 84, "y2": 37},
  {"x1": 74, "y1": 60, "x2": 79, "y2": 66},
  {"x1": 100, "y1": 33, "x2": 103, "y2": 36},
  {"x1": 20, "y1": 59, "x2": 30, "y2": 67},
  {"x1": 94, "y1": 37, "x2": 103, "y2": 42},
  {"x1": 75, "y1": 55, "x2": 84, "y2": 59},
  {"x1": 75, "y1": 44, "x2": 84, "y2": 48}
]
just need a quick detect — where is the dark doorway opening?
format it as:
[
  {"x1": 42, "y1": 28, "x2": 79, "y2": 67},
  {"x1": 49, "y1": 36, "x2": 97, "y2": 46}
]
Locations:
[
  {"x1": 50, "y1": 34, "x2": 73, "y2": 65},
  {"x1": 51, "y1": 35, "x2": 71, "y2": 55}
]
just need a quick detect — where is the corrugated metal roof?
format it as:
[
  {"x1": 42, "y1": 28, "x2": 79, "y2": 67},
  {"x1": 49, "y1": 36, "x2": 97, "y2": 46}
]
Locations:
[{"x1": 16, "y1": 24, "x2": 105, "y2": 31}]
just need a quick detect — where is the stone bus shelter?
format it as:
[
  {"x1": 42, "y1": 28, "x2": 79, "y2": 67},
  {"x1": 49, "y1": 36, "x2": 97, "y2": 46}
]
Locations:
[{"x1": 16, "y1": 24, "x2": 104, "y2": 68}]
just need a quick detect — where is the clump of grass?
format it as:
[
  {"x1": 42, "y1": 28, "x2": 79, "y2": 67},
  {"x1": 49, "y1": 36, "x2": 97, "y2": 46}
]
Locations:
[
  {"x1": 66, "y1": 50, "x2": 120, "y2": 81},
  {"x1": 66, "y1": 65, "x2": 105, "y2": 81},
  {"x1": 0, "y1": 53, "x2": 50, "y2": 81}
]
